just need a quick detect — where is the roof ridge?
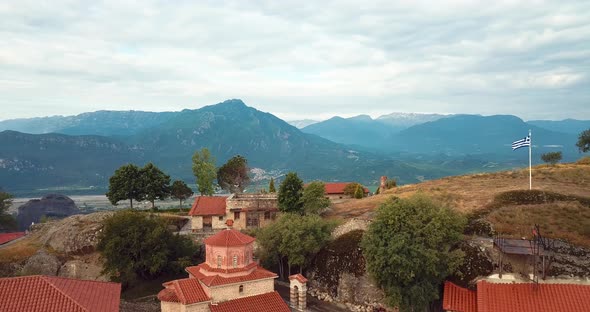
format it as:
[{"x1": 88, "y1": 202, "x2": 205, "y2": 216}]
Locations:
[
  {"x1": 173, "y1": 280, "x2": 188, "y2": 304},
  {"x1": 42, "y1": 275, "x2": 90, "y2": 312}
]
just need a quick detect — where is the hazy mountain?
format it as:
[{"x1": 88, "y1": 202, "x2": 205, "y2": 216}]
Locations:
[
  {"x1": 2, "y1": 100, "x2": 463, "y2": 195},
  {"x1": 301, "y1": 115, "x2": 394, "y2": 148},
  {"x1": 0, "y1": 110, "x2": 178, "y2": 136},
  {"x1": 376, "y1": 112, "x2": 450, "y2": 127},
  {"x1": 287, "y1": 119, "x2": 319, "y2": 128},
  {"x1": 389, "y1": 115, "x2": 578, "y2": 159},
  {"x1": 527, "y1": 119, "x2": 590, "y2": 135},
  {"x1": 0, "y1": 130, "x2": 141, "y2": 194}
]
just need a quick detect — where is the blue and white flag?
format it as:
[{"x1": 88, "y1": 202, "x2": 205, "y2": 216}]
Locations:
[{"x1": 512, "y1": 136, "x2": 530, "y2": 150}]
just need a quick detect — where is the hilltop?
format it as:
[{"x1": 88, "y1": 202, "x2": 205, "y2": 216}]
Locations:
[{"x1": 330, "y1": 159, "x2": 590, "y2": 246}]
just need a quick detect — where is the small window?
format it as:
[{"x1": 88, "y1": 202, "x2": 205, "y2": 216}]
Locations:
[
  {"x1": 239, "y1": 285, "x2": 244, "y2": 294},
  {"x1": 264, "y1": 211, "x2": 271, "y2": 220},
  {"x1": 271, "y1": 212, "x2": 277, "y2": 220},
  {"x1": 233, "y1": 255, "x2": 238, "y2": 268},
  {"x1": 219, "y1": 216, "x2": 223, "y2": 221},
  {"x1": 217, "y1": 255, "x2": 222, "y2": 268},
  {"x1": 234, "y1": 212, "x2": 240, "y2": 219}
]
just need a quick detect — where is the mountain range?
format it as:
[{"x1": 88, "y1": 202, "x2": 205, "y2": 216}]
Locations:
[{"x1": 0, "y1": 99, "x2": 586, "y2": 196}]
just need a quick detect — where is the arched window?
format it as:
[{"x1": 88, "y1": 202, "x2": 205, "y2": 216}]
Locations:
[
  {"x1": 233, "y1": 255, "x2": 238, "y2": 268},
  {"x1": 217, "y1": 255, "x2": 222, "y2": 268},
  {"x1": 239, "y1": 285, "x2": 244, "y2": 294}
]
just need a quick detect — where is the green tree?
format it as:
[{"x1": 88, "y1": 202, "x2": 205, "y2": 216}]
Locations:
[
  {"x1": 577, "y1": 129, "x2": 590, "y2": 153},
  {"x1": 354, "y1": 184, "x2": 364, "y2": 199},
  {"x1": 277, "y1": 172, "x2": 304, "y2": 213},
  {"x1": 192, "y1": 148, "x2": 217, "y2": 196},
  {"x1": 541, "y1": 151, "x2": 562, "y2": 165},
  {"x1": 343, "y1": 182, "x2": 363, "y2": 197},
  {"x1": 106, "y1": 164, "x2": 144, "y2": 209},
  {"x1": 269, "y1": 178, "x2": 276, "y2": 193},
  {"x1": 257, "y1": 213, "x2": 335, "y2": 278},
  {"x1": 384, "y1": 179, "x2": 397, "y2": 189},
  {"x1": 217, "y1": 155, "x2": 250, "y2": 193},
  {"x1": 361, "y1": 194, "x2": 465, "y2": 311},
  {"x1": 141, "y1": 163, "x2": 171, "y2": 209},
  {"x1": 97, "y1": 210, "x2": 198, "y2": 287},
  {"x1": 0, "y1": 191, "x2": 17, "y2": 232},
  {"x1": 302, "y1": 181, "x2": 330, "y2": 215},
  {"x1": 170, "y1": 180, "x2": 194, "y2": 209}
]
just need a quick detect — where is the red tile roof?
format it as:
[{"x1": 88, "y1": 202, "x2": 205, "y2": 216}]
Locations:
[
  {"x1": 289, "y1": 274, "x2": 308, "y2": 283},
  {"x1": 0, "y1": 275, "x2": 121, "y2": 312},
  {"x1": 209, "y1": 291, "x2": 290, "y2": 312},
  {"x1": 477, "y1": 280, "x2": 590, "y2": 312},
  {"x1": 158, "y1": 278, "x2": 210, "y2": 304},
  {"x1": 187, "y1": 264, "x2": 277, "y2": 287},
  {"x1": 443, "y1": 280, "x2": 590, "y2": 312},
  {"x1": 0, "y1": 232, "x2": 26, "y2": 245},
  {"x1": 323, "y1": 182, "x2": 369, "y2": 195},
  {"x1": 203, "y1": 229, "x2": 256, "y2": 247},
  {"x1": 189, "y1": 196, "x2": 228, "y2": 216},
  {"x1": 443, "y1": 281, "x2": 476, "y2": 312}
]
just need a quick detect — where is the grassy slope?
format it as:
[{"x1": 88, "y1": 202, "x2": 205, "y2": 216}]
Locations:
[{"x1": 329, "y1": 160, "x2": 590, "y2": 246}]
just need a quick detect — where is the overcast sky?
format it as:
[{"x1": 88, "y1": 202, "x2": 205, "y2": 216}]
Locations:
[{"x1": 1, "y1": 1, "x2": 589, "y2": 121}]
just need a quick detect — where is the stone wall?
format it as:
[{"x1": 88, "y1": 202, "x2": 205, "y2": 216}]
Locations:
[
  {"x1": 209, "y1": 279, "x2": 275, "y2": 303},
  {"x1": 331, "y1": 218, "x2": 371, "y2": 239}
]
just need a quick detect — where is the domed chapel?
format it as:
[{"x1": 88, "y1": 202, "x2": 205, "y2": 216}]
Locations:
[{"x1": 158, "y1": 221, "x2": 307, "y2": 311}]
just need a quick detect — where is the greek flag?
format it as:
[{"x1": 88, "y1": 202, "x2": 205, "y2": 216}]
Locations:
[{"x1": 512, "y1": 136, "x2": 530, "y2": 150}]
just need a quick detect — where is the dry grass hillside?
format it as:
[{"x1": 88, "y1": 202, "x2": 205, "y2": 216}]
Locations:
[{"x1": 328, "y1": 159, "x2": 590, "y2": 246}]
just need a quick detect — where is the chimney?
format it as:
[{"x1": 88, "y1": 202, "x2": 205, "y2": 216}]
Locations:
[
  {"x1": 225, "y1": 219, "x2": 234, "y2": 229},
  {"x1": 289, "y1": 274, "x2": 307, "y2": 311}
]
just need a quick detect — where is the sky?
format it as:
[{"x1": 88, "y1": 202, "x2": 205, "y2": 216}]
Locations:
[{"x1": 1, "y1": 0, "x2": 589, "y2": 121}]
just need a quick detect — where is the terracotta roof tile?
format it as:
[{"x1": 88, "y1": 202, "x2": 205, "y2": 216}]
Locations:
[
  {"x1": 323, "y1": 183, "x2": 369, "y2": 195},
  {"x1": 0, "y1": 232, "x2": 26, "y2": 245},
  {"x1": 189, "y1": 196, "x2": 228, "y2": 216},
  {"x1": 203, "y1": 229, "x2": 255, "y2": 247},
  {"x1": 159, "y1": 278, "x2": 210, "y2": 304},
  {"x1": 477, "y1": 280, "x2": 590, "y2": 312},
  {"x1": 443, "y1": 281, "x2": 477, "y2": 312},
  {"x1": 289, "y1": 274, "x2": 308, "y2": 283},
  {"x1": 187, "y1": 264, "x2": 277, "y2": 287},
  {"x1": 0, "y1": 275, "x2": 121, "y2": 312},
  {"x1": 209, "y1": 291, "x2": 290, "y2": 312}
]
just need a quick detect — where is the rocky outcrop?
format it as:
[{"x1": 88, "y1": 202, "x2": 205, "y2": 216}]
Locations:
[
  {"x1": 308, "y1": 230, "x2": 387, "y2": 310},
  {"x1": 58, "y1": 252, "x2": 108, "y2": 281},
  {"x1": 21, "y1": 249, "x2": 61, "y2": 276},
  {"x1": 34, "y1": 211, "x2": 113, "y2": 255},
  {"x1": 17, "y1": 194, "x2": 79, "y2": 230}
]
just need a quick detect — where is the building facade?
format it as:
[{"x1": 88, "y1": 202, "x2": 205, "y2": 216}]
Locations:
[{"x1": 189, "y1": 194, "x2": 278, "y2": 232}]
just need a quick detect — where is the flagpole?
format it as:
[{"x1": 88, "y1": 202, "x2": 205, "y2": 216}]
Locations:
[{"x1": 529, "y1": 129, "x2": 533, "y2": 190}]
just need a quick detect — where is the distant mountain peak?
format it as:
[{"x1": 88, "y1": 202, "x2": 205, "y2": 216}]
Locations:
[{"x1": 349, "y1": 114, "x2": 373, "y2": 121}]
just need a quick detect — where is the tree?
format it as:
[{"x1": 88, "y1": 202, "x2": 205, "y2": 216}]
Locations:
[
  {"x1": 217, "y1": 155, "x2": 250, "y2": 193},
  {"x1": 97, "y1": 210, "x2": 198, "y2": 287},
  {"x1": 577, "y1": 129, "x2": 590, "y2": 153},
  {"x1": 301, "y1": 181, "x2": 330, "y2": 215},
  {"x1": 354, "y1": 184, "x2": 364, "y2": 199},
  {"x1": 106, "y1": 164, "x2": 144, "y2": 209},
  {"x1": 257, "y1": 213, "x2": 335, "y2": 279},
  {"x1": 361, "y1": 194, "x2": 465, "y2": 311},
  {"x1": 277, "y1": 172, "x2": 304, "y2": 213},
  {"x1": 269, "y1": 178, "x2": 276, "y2": 193},
  {"x1": 343, "y1": 182, "x2": 363, "y2": 197},
  {"x1": 0, "y1": 191, "x2": 16, "y2": 232},
  {"x1": 141, "y1": 163, "x2": 171, "y2": 209},
  {"x1": 170, "y1": 180, "x2": 194, "y2": 209},
  {"x1": 192, "y1": 148, "x2": 217, "y2": 196},
  {"x1": 541, "y1": 151, "x2": 562, "y2": 165}
]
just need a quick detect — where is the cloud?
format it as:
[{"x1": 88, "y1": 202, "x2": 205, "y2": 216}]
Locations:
[{"x1": 0, "y1": 0, "x2": 589, "y2": 120}]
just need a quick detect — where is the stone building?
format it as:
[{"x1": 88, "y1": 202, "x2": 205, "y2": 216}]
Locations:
[
  {"x1": 158, "y1": 223, "x2": 302, "y2": 312},
  {"x1": 189, "y1": 194, "x2": 278, "y2": 232},
  {"x1": 323, "y1": 182, "x2": 369, "y2": 200}
]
